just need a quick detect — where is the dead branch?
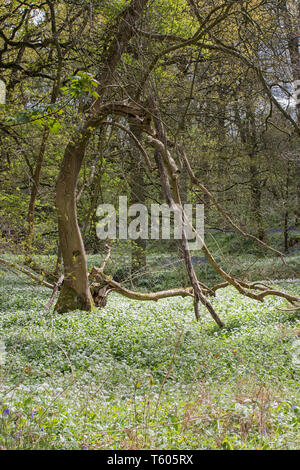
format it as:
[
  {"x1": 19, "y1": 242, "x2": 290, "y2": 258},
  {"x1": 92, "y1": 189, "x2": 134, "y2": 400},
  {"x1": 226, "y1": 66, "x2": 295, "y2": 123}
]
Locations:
[
  {"x1": 0, "y1": 257, "x2": 54, "y2": 289},
  {"x1": 100, "y1": 244, "x2": 113, "y2": 272},
  {"x1": 44, "y1": 274, "x2": 64, "y2": 312},
  {"x1": 143, "y1": 100, "x2": 300, "y2": 317},
  {"x1": 101, "y1": 120, "x2": 155, "y2": 172},
  {"x1": 277, "y1": 306, "x2": 300, "y2": 312},
  {"x1": 146, "y1": 96, "x2": 225, "y2": 327},
  {"x1": 210, "y1": 280, "x2": 300, "y2": 305},
  {"x1": 89, "y1": 266, "x2": 194, "y2": 303}
]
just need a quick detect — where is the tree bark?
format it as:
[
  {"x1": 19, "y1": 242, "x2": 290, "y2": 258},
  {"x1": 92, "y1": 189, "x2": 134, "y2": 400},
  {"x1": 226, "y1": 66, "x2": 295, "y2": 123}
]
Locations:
[{"x1": 55, "y1": 138, "x2": 94, "y2": 313}]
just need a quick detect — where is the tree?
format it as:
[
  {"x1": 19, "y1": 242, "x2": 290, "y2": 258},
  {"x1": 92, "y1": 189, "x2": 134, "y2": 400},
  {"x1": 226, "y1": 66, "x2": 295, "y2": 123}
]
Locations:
[{"x1": 1, "y1": 0, "x2": 299, "y2": 324}]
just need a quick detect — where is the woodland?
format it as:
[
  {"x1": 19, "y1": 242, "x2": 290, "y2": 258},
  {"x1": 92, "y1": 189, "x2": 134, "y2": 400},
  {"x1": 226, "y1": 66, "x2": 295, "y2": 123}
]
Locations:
[{"x1": 0, "y1": 0, "x2": 300, "y2": 450}]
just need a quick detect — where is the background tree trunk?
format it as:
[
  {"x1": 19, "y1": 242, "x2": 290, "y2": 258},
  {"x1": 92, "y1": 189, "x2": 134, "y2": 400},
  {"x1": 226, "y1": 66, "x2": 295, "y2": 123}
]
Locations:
[
  {"x1": 281, "y1": 0, "x2": 300, "y2": 226},
  {"x1": 129, "y1": 123, "x2": 146, "y2": 275}
]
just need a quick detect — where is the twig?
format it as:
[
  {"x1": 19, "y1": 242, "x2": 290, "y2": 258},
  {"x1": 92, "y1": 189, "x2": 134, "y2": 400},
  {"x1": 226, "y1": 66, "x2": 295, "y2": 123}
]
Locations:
[
  {"x1": 44, "y1": 274, "x2": 64, "y2": 312},
  {"x1": 100, "y1": 244, "x2": 112, "y2": 272}
]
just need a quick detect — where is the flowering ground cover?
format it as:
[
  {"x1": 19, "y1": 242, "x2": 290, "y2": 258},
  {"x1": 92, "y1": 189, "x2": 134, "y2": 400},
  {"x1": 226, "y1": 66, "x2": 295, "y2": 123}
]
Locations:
[{"x1": 0, "y1": 268, "x2": 299, "y2": 450}]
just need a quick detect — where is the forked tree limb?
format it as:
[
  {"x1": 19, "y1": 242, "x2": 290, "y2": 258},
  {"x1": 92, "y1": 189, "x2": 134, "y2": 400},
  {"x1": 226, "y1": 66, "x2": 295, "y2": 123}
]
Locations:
[
  {"x1": 210, "y1": 280, "x2": 300, "y2": 305},
  {"x1": 146, "y1": 96, "x2": 225, "y2": 327}
]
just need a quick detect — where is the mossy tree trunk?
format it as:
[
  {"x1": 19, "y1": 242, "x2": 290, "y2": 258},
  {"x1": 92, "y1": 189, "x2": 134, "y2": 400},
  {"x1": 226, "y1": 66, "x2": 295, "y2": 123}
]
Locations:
[{"x1": 55, "y1": 138, "x2": 94, "y2": 313}]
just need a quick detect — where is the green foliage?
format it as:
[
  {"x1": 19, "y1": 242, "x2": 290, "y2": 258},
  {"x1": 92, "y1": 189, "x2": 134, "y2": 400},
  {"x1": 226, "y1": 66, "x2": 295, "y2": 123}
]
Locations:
[
  {"x1": 61, "y1": 73, "x2": 100, "y2": 100},
  {"x1": 5, "y1": 103, "x2": 63, "y2": 133}
]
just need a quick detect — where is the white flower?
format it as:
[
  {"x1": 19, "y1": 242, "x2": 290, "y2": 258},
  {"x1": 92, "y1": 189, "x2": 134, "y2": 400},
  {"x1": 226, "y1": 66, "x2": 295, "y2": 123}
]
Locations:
[{"x1": 234, "y1": 402, "x2": 252, "y2": 417}]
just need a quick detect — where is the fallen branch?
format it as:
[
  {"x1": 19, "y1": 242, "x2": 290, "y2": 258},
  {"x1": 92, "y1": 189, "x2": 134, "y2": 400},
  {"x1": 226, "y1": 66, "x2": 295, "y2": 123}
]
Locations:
[
  {"x1": 210, "y1": 280, "x2": 300, "y2": 305},
  {"x1": 277, "y1": 306, "x2": 300, "y2": 312},
  {"x1": 89, "y1": 266, "x2": 194, "y2": 302},
  {"x1": 0, "y1": 257, "x2": 54, "y2": 289}
]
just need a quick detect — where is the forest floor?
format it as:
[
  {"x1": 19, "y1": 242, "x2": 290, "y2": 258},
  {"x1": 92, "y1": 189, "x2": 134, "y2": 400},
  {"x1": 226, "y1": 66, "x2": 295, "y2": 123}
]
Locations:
[{"x1": 0, "y1": 261, "x2": 299, "y2": 450}]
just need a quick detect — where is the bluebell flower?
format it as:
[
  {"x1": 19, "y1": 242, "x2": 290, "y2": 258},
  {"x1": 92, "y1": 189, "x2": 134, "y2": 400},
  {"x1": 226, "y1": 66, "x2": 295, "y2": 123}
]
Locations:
[
  {"x1": 31, "y1": 411, "x2": 36, "y2": 418},
  {"x1": 3, "y1": 408, "x2": 10, "y2": 416}
]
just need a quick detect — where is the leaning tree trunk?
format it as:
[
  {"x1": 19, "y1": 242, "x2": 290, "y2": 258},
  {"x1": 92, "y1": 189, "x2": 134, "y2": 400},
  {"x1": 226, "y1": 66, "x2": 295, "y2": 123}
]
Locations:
[
  {"x1": 55, "y1": 139, "x2": 94, "y2": 313},
  {"x1": 53, "y1": 0, "x2": 150, "y2": 313}
]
